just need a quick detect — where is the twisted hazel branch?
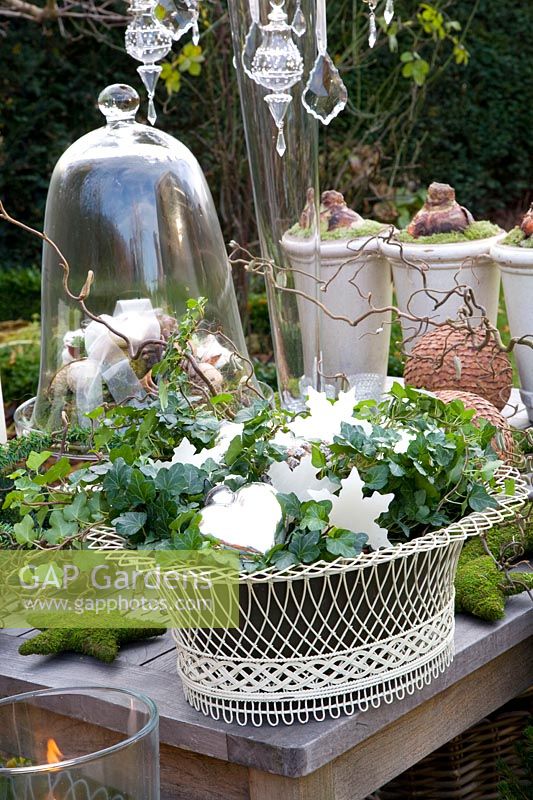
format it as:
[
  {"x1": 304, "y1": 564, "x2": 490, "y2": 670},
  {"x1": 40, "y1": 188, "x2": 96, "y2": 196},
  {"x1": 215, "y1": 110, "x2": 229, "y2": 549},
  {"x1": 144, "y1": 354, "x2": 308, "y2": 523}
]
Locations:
[
  {"x1": 229, "y1": 240, "x2": 533, "y2": 357},
  {"x1": 230, "y1": 241, "x2": 443, "y2": 332}
]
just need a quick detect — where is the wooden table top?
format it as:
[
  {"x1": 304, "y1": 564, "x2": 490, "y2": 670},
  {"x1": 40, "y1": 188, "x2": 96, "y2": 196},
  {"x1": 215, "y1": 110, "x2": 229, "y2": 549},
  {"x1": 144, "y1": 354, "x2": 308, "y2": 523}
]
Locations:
[{"x1": 0, "y1": 594, "x2": 531, "y2": 781}]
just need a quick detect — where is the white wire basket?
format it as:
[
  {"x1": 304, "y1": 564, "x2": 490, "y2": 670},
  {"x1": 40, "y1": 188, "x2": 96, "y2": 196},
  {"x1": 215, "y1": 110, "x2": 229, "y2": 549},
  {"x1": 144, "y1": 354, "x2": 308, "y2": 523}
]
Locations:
[{"x1": 171, "y1": 468, "x2": 528, "y2": 726}]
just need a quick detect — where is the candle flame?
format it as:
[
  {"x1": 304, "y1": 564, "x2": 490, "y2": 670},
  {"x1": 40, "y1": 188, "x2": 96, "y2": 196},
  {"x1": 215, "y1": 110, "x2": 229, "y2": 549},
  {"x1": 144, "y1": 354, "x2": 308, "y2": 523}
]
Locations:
[{"x1": 46, "y1": 739, "x2": 63, "y2": 765}]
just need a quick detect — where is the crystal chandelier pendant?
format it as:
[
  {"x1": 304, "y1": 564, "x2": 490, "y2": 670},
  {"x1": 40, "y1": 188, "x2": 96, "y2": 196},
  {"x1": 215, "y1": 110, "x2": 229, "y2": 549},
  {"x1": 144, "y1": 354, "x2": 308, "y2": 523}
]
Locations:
[
  {"x1": 384, "y1": 0, "x2": 394, "y2": 25},
  {"x1": 291, "y1": 0, "x2": 307, "y2": 37},
  {"x1": 155, "y1": 0, "x2": 200, "y2": 43},
  {"x1": 137, "y1": 64, "x2": 162, "y2": 125},
  {"x1": 125, "y1": 0, "x2": 172, "y2": 125},
  {"x1": 363, "y1": 0, "x2": 378, "y2": 47},
  {"x1": 249, "y1": 0, "x2": 304, "y2": 157},
  {"x1": 302, "y1": 0, "x2": 347, "y2": 125},
  {"x1": 265, "y1": 93, "x2": 290, "y2": 155}
]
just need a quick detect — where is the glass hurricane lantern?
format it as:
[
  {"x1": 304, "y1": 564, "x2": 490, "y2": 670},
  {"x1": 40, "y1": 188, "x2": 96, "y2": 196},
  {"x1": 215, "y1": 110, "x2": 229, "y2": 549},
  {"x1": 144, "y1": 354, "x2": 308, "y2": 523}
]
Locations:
[{"x1": 0, "y1": 686, "x2": 159, "y2": 799}]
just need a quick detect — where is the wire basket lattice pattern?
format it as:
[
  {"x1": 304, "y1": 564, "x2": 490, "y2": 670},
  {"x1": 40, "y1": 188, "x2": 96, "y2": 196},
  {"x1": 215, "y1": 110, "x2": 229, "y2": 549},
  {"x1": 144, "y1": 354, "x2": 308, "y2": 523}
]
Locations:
[{"x1": 171, "y1": 468, "x2": 528, "y2": 726}]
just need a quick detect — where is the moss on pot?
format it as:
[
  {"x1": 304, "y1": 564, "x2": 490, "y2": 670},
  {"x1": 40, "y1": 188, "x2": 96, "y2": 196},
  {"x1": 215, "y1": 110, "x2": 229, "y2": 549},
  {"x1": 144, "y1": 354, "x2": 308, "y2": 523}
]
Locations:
[
  {"x1": 396, "y1": 220, "x2": 501, "y2": 245},
  {"x1": 501, "y1": 226, "x2": 533, "y2": 248},
  {"x1": 287, "y1": 219, "x2": 388, "y2": 240}
]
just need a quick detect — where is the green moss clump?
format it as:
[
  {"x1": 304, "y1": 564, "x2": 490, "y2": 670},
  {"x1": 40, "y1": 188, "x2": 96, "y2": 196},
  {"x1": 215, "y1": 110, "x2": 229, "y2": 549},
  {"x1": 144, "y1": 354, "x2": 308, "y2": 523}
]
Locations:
[
  {"x1": 454, "y1": 513, "x2": 533, "y2": 621},
  {"x1": 19, "y1": 628, "x2": 167, "y2": 663},
  {"x1": 397, "y1": 220, "x2": 501, "y2": 245},
  {"x1": 287, "y1": 219, "x2": 388, "y2": 240},
  {"x1": 501, "y1": 226, "x2": 533, "y2": 248}
]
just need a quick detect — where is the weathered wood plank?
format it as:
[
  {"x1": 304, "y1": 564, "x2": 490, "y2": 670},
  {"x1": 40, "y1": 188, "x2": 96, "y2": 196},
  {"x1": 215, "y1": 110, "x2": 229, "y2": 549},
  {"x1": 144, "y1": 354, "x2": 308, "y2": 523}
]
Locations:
[
  {"x1": 148, "y1": 648, "x2": 177, "y2": 673},
  {"x1": 248, "y1": 764, "x2": 335, "y2": 800},
  {"x1": 115, "y1": 630, "x2": 175, "y2": 666},
  {"x1": 159, "y1": 743, "x2": 249, "y2": 800},
  {"x1": 331, "y1": 637, "x2": 533, "y2": 800}
]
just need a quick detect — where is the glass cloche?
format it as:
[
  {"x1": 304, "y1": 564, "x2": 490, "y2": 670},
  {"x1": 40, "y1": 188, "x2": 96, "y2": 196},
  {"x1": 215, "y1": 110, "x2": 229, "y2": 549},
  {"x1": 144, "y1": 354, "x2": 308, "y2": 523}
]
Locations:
[{"x1": 20, "y1": 84, "x2": 251, "y2": 434}]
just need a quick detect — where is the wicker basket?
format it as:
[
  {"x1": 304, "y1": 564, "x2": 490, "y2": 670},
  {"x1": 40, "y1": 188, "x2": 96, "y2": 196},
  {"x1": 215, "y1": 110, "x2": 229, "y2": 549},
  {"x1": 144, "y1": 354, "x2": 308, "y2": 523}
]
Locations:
[
  {"x1": 170, "y1": 468, "x2": 528, "y2": 726},
  {"x1": 373, "y1": 688, "x2": 533, "y2": 799}
]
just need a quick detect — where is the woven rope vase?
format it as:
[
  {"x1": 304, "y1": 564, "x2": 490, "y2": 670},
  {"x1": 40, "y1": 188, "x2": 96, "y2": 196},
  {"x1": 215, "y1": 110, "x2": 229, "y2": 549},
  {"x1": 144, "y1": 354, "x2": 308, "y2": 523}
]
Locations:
[{"x1": 171, "y1": 468, "x2": 528, "y2": 726}]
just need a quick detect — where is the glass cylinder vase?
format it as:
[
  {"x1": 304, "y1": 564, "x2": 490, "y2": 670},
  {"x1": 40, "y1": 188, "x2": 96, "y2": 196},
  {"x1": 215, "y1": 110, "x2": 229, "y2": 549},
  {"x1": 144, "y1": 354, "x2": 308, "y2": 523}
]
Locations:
[
  {"x1": 0, "y1": 687, "x2": 159, "y2": 800},
  {"x1": 228, "y1": 0, "x2": 321, "y2": 409}
]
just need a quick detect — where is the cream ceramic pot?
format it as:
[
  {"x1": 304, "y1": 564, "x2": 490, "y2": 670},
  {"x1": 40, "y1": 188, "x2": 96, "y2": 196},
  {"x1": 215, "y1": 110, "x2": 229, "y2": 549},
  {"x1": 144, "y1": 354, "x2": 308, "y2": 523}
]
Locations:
[
  {"x1": 379, "y1": 233, "x2": 504, "y2": 353},
  {"x1": 491, "y1": 241, "x2": 533, "y2": 424},
  {"x1": 282, "y1": 232, "x2": 392, "y2": 399}
]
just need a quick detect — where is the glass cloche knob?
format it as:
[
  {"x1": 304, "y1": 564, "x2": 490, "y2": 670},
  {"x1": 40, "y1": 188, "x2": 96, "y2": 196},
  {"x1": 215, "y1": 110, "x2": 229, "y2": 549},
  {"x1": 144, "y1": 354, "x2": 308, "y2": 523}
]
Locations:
[{"x1": 98, "y1": 84, "x2": 140, "y2": 123}]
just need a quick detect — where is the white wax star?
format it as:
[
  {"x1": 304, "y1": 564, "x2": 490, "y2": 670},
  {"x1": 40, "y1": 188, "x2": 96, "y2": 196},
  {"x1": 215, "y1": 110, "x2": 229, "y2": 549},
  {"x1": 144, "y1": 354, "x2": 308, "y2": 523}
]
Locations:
[
  {"x1": 268, "y1": 454, "x2": 337, "y2": 501},
  {"x1": 151, "y1": 422, "x2": 245, "y2": 472},
  {"x1": 288, "y1": 387, "x2": 372, "y2": 444},
  {"x1": 393, "y1": 428, "x2": 416, "y2": 454},
  {"x1": 309, "y1": 467, "x2": 394, "y2": 549}
]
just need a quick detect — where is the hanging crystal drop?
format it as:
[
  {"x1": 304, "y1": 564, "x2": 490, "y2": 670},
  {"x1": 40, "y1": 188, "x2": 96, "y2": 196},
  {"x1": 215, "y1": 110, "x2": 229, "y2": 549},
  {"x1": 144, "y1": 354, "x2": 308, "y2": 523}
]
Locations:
[
  {"x1": 137, "y1": 64, "x2": 163, "y2": 125},
  {"x1": 368, "y1": 5, "x2": 377, "y2": 48},
  {"x1": 265, "y1": 92, "x2": 291, "y2": 126},
  {"x1": 156, "y1": 0, "x2": 199, "y2": 42},
  {"x1": 125, "y1": 0, "x2": 172, "y2": 124},
  {"x1": 276, "y1": 127, "x2": 286, "y2": 157},
  {"x1": 265, "y1": 92, "x2": 290, "y2": 157},
  {"x1": 291, "y1": 1, "x2": 307, "y2": 37},
  {"x1": 302, "y1": 52, "x2": 348, "y2": 125},
  {"x1": 192, "y1": 18, "x2": 200, "y2": 44},
  {"x1": 384, "y1": 0, "x2": 394, "y2": 25},
  {"x1": 147, "y1": 98, "x2": 157, "y2": 125},
  {"x1": 302, "y1": 0, "x2": 347, "y2": 125}
]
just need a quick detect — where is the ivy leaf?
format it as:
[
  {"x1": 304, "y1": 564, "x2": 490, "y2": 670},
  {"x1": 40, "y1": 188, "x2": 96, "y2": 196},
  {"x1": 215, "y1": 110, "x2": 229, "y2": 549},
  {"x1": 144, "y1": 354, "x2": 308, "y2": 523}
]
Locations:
[
  {"x1": 62, "y1": 493, "x2": 90, "y2": 523},
  {"x1": 34, "y1": 457, "x2": 72, "y2": 486},
  {"x1": 135, "y1": 408, "x2": 157, "y2": 450},
  {"x1": 210, "y1": 393, "x2": 233, "y2": 406},
  {"x1": 110, "y1": 444, "x2": 136, "y2": 465},
  {"x1": 468, "y1": 483, "x2": 500, "y2": 513},
  {"x1": 364, "y1": 463, "x2": 390, "y2": 490},
  {"x1": 288, "y1": 531, "x2": 321, "y2": 563},
  {"x1": 299, "y1": 500, "x2": 331, "y2": 531},
  {"x1": 26, "y1": 451, "x2": 52, "y2": 471},
  {"x1": 128, "y1": 470, "x2": 157, "y2": 507},
  {"x1": 224, "y1": 435, "x2": 243, "y2": 466},
  {"x1": 173, "y1": 523, "x2": 205, "y2": 550},
  {"x1": 156, "y1": 463, "x2": 208, "y2": 497},
  {"x1": 102, "y1": 458, "x2": 133, "y2": 512},
  {"x1": 270, "y1": 550, "x2": 299, "y2": 570},
  {"x1": 311, "y1": 444, "x2": 327, "y2": 469},
  {"x1": 276, "y1": 492, "x2": 301, "y2": 520},
  {"x1": 47, "y1": 509, "x2": 78, "y2": 542},
  {"x1": 14, "y1": 515, "x2": 37, "y2": 545},
  {"x1": 326, "y1": 529, "x2": 368, "y2": 558},
  {"x1": 389, "y1": 461, "x2": 405, "y2": 477},
  {"x1": 113, "y1": 511, "x2": 148, "y2": 538}
]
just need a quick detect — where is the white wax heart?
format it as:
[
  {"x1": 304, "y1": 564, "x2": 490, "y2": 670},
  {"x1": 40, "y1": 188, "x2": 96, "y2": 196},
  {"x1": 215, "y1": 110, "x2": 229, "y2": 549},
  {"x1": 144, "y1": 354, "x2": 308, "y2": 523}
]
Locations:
[{"x1": 199, "y1": 483, "x2": 282, "y2": 554}]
